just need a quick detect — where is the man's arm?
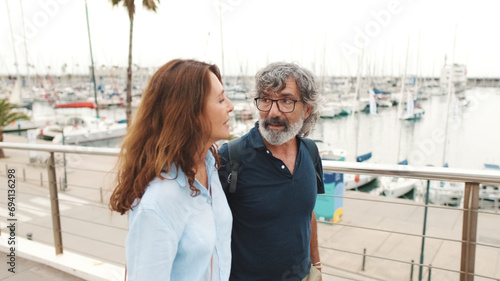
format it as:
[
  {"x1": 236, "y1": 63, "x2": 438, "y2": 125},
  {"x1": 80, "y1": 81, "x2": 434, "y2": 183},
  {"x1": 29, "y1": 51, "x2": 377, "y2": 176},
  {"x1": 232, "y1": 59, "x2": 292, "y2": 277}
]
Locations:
[{"x1": 310, "y1": 211, "x2": 321, "y2": 272}]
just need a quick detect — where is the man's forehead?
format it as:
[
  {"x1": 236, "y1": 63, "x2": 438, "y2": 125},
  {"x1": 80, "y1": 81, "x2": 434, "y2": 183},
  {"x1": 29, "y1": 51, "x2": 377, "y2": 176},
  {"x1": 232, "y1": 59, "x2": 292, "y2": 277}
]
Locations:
[{"x1": 263, "y1": 78, "x2": 299, "y2": 97}]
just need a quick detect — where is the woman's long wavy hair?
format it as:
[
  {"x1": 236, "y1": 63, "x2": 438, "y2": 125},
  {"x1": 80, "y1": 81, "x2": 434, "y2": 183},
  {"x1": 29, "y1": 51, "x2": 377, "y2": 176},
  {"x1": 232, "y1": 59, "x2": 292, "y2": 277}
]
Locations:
[{"x1": 109, "y1": 59, "x2": 221, "y2": 215}]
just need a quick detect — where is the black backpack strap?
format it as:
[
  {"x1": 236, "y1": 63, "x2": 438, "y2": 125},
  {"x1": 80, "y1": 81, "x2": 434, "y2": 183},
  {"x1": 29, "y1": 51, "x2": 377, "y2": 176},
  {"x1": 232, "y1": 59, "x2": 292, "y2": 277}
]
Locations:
[
  {"x1": 301, "y1": 138, "x2": 324, "y2": 192},
  {"x1": 227, "y1": 137, "x2": 243, "y2": 193}
]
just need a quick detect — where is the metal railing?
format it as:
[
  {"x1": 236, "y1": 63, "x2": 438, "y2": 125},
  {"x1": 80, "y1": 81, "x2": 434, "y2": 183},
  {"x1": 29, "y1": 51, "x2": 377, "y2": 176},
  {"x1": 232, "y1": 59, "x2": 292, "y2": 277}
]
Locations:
[
  {"x1": 321, "y1": 160, "x2": 500, "y2": 281},
  {"x1": 1, "y1": 142, "x2": 500, "y2": 281}
]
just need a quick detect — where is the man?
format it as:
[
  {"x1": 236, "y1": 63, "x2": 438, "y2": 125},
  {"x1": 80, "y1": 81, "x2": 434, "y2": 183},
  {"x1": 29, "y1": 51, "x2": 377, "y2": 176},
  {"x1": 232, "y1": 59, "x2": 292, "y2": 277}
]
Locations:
[{"x1": 218, "y1": 62, "x2": 324, "y2": 281}]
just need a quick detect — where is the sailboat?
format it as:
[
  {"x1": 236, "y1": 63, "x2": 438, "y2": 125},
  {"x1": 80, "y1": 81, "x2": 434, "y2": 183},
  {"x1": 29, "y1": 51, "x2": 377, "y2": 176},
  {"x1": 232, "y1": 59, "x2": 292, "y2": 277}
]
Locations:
[
  {"x1": 343, "y1": 51, "x2": 377, "y2": 190},
  {"x1": 381, "y1": 160, "x2": 422, "y2": 197},
  {"x1": 428, "y1": 26, "x2": 465, "y2": 206},
  {"x1": 344, "y1": 152, "x2": 378, "y2": 190},
  {"x1": 381, "y1": 36, "x2": 423, "y2": 198},
  {"x1": 400, "y1": 89, "x2": 424, "y2": 120},
  {"x1": 3, "y1": 79, "x2": 37, "y2": 133}
]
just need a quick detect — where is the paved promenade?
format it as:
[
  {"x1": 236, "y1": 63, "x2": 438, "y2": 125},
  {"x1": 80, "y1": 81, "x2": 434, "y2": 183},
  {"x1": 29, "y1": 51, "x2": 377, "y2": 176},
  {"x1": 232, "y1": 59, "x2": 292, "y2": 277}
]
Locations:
[{"x1": 0, "y1": 134, "x2": 499, "y2": 280}]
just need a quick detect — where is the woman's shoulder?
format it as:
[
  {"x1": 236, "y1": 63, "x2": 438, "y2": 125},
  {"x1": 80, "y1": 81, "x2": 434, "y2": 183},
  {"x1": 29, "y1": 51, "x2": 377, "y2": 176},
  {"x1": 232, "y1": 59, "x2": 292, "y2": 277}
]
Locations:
[
  {"x1": 144, "y1": 174, "x2": 188, "y2": 198},
  {"x1": 137, "y1": 171, "x2": 190, "y2": 207}
]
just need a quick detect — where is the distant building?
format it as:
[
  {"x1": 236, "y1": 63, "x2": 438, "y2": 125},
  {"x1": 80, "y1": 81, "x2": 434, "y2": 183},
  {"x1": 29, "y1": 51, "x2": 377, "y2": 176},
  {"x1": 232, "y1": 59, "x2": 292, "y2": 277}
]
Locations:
[{"x1": 440, "y1": 64, "x2": 467, "y2": 93}]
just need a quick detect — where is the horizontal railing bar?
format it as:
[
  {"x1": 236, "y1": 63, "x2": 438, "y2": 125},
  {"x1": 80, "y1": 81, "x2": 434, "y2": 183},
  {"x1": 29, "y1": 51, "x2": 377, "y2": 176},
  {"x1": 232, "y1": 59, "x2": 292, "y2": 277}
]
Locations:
[
  {"x1": 328, "y1": 194, "x2": 465, "y2": 212},
  {"x1": 323, "y1": 160, "x2": 500, "y2": 185},
  {"x1": 0, "y1": 142, "x2": 120, "y2": 156},
  {"x1": 2, "y1": 142, "x2": 500, "y2": 184},
  {"x1": 65, "y1": 183, "x2": 102, "y2": 191},
  {"x1": 56, "y1": 199, "x2": 113, "y2": 210},
  {"x1": 333, "y1": 222, "x2": 500, "y2": 250},
  {"x1": 61, "y1": 229, "x2": 125, "y2": 248},
  {"x1": 60, "y1": 214, "x2": 128, "y2": 231},
  {"x1": 20, "y1": 221, "x2": 54, "y2": 231},
  {"x1": 320, "y1": 247, "x2": 499, "y2": 280},
  {"x1": 333, "y1": 222, "x2": 463, "y2": 244},
  {"x1": 61, "y1": 167, "x2": 117, "y2": 174}
]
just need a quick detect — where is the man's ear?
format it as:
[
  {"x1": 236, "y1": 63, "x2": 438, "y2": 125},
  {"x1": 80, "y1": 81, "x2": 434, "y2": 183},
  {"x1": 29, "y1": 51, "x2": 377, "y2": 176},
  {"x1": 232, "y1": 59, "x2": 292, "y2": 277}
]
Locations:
[{"x1": 304, "y1": 104, "x2": 312, "y2": 119}]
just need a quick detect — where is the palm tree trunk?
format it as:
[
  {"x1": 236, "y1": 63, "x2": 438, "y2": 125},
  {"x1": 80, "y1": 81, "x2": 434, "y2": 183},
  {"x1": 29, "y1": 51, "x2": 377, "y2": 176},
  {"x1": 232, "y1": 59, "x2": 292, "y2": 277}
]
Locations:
[
  {"x1": 0, "y1": 130, "x2": 5, "y2": 159},
  {"x1": 126, "y1": 17, "x2": 134, "y2": 128}
]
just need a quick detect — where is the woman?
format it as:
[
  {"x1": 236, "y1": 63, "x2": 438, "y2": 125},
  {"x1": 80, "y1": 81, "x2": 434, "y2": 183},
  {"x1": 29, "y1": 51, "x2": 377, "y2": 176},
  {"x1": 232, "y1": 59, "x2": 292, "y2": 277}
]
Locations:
[{"x1": 109, "y1": 59, "x2": 234, "y2": 280}]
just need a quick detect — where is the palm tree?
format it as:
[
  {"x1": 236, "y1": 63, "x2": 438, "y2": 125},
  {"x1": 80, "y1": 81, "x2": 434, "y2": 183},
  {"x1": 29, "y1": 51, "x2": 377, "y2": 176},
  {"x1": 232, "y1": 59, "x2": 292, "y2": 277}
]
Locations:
[
  {"x1": 0, "y1": 99, "x2": 30, "y2": 158},
  {"x1": 110, "y1": 0, "x2": 160, "y2": 127}
]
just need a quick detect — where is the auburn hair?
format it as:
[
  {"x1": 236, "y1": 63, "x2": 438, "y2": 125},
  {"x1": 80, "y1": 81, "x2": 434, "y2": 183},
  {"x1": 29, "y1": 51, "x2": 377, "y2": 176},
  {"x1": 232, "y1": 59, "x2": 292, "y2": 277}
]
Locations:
[{"x1": 109, "y1": 59, "x2": 221, "y2": 215}]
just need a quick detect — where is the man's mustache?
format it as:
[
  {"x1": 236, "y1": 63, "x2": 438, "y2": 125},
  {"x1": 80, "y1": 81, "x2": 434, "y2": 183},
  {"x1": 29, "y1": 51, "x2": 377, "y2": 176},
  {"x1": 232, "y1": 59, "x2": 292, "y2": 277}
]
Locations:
[{"x1": 264, "y1": 117, "x2": 289, "y2": 130}]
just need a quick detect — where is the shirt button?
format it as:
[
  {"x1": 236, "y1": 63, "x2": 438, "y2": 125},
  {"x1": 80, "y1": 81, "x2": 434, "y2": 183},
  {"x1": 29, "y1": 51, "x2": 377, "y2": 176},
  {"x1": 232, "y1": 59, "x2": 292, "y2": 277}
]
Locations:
[
  {"x1": 207, "y1": 198, "x2": 212, "y2": 204},
  {"x1": 281, "y1": 165, "x2": 285, "y2": 169},
  {"x1": 266, "y1": 150, "x2": 270, "y2": 154},
  {"x1": 221, "y1": 267, "x2": 224, "y2": 271}
]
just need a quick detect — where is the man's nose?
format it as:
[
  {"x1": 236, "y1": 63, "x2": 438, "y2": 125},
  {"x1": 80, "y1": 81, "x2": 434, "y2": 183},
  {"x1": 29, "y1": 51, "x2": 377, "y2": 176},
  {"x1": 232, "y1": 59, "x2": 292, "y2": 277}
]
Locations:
[{"x1": 268, "y1": 100, "x2": 282, "y2": 117}]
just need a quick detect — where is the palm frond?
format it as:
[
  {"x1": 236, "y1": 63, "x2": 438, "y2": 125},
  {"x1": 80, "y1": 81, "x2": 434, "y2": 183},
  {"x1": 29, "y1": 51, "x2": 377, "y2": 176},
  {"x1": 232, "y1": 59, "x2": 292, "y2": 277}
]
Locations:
[
  {"x1": 0, "y1": 100, "x2": 30, "y2": 128},
  {"x1": 143, "y1": 0, "x2": 159, "y2": 12}
]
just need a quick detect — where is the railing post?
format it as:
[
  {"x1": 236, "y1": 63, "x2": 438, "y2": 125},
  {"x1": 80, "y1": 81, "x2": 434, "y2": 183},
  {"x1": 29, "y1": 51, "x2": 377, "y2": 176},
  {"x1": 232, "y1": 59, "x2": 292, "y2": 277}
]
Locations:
[
  {"x1": 428, "y1": 264, "x2": 432, "y2": 281},
  {"x1": 47, "y1": 152, "x2": 64, "y2": 255},
  {"x1": 419, "y1": 180, "x2": 431, "y2": 281},
  {"x1": 362, "y1": 248, "x2": 366, "y2": 271},
  {"x1": 460, "y1": 182, "x2": 479, "y2": 281},
  {"x1": 410, "y1": 260, "x2": 414, "y2": 281}
]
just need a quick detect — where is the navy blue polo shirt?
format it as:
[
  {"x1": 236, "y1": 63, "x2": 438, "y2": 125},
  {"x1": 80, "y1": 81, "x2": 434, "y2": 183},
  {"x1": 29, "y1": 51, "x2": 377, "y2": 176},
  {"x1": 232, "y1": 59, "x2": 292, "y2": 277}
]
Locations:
[{"x1": 218, "y1": 123, "x2": 324, "y2": 281}]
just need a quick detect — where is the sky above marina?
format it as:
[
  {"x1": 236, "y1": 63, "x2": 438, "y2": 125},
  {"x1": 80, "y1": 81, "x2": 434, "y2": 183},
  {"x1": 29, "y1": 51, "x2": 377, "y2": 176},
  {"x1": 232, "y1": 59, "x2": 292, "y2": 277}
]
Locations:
[{"x1": 1, "y1": 0, "x2": 500, "y2": 78}]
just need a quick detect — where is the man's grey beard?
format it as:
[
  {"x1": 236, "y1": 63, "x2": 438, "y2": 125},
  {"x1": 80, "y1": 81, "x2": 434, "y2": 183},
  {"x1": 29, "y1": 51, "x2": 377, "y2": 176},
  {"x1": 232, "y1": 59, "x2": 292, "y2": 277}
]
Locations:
[{"x1": 259, "y1": 115, "x2": 304, "y2": 145}]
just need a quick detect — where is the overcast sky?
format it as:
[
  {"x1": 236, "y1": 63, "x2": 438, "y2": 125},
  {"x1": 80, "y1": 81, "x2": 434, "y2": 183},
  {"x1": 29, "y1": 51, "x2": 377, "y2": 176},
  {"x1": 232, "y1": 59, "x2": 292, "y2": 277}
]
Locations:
[{"x1": 2, "y1": 0, "x2": 500, "y2": 78}]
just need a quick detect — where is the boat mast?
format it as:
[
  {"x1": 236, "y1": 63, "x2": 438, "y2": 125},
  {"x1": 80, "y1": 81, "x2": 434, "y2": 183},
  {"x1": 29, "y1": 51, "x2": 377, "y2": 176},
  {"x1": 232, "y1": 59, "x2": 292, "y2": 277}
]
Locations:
[
  {"x1": 442, "y1": 25, "x2": 458, "y2": 167},
  {"x1": 84, "y1": 0, "x2": 100, "y2": 118},
  {"x1": 5, "y1": 0, "x2": 20, "y2": 80},
  {"x1": 20, "y1": 0, "x2": 31, "y2": 97},
  {"x1": 394, "y1": 35, "x2": 410, "y2": 164},
  {"x1": 414, "y1": 30, "x2": 421, "y2": 97},
  {"x1": 218, "y1": 0, "x2": 225, "y2": 80},
  {"x1": 352, "y1": 49, "x2": 364, "y2": 161}
]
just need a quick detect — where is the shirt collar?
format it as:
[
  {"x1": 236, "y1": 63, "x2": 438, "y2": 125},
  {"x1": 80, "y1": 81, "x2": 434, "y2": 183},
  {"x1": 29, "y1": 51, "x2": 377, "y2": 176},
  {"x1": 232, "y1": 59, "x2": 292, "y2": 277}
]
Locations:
[
  {"x1": 164, "y1": 151, "x2": 216, "y2": 188},
  {"x1": 165, "y1": 164, "x2": 187, "y2": 187},
  {"x1": 248, "y1": 122, "x2": 266, "y2": 149}
]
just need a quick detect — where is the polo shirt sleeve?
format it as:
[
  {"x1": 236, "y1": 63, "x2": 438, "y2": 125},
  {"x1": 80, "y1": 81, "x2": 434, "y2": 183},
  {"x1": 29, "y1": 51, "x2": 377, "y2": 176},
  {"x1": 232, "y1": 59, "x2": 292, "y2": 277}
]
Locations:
[{"x1": 126, "y1": 209, "x2": 180, "y2": 281}]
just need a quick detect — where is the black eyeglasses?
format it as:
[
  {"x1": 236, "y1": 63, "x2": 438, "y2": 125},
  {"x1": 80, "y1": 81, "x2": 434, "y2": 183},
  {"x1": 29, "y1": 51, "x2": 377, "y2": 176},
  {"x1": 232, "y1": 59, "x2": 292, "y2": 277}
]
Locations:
[{"x1": 254, "y1": 97, "x2": 303, "y2": 113}]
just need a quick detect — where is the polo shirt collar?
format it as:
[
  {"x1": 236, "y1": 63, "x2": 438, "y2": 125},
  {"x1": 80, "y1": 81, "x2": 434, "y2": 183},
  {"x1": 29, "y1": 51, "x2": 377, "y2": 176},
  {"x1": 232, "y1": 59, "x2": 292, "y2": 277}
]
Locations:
[{"x1": 248, "y1": 122, "x2": 266, "y2": 149}]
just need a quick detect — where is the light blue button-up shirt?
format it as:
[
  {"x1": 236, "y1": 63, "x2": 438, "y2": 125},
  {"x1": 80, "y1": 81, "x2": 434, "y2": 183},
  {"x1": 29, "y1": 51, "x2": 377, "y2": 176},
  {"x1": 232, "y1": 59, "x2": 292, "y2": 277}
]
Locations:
[{"x1": 126, "y1": 152, "x2": 232, "y2": 281}]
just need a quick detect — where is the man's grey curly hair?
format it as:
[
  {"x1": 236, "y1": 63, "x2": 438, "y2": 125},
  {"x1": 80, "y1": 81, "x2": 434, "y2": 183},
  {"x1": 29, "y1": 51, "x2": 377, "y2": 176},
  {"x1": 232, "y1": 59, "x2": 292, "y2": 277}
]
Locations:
[{"x1": 255, "y1": 62, "x2": 321, "y2": 137}]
